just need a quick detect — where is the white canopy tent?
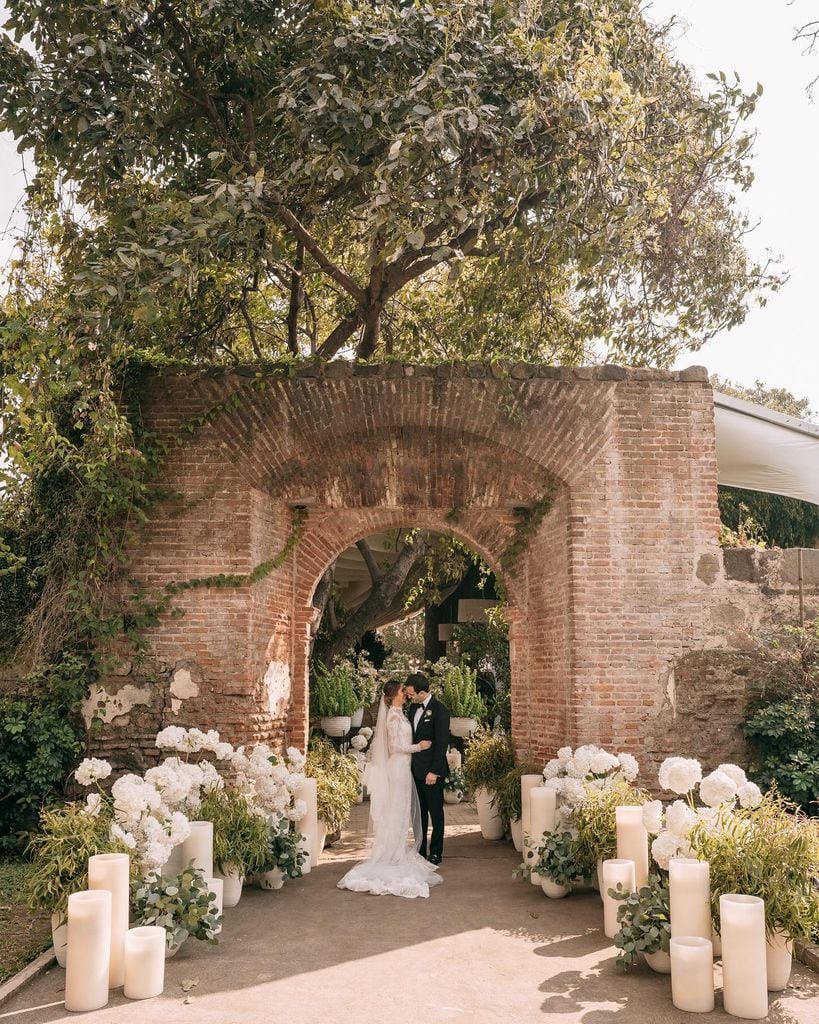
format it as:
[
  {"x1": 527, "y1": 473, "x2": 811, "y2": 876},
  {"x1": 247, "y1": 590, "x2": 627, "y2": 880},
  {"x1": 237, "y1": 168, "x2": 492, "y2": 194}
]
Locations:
[{"x1": 714, "y1": 391, "x2": 819, "y2": 505}]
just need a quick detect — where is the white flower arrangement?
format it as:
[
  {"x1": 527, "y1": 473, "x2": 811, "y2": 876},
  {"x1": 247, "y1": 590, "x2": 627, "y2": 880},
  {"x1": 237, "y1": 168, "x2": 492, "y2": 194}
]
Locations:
[
  {"x1": 74, "y1": 757, "x2": 112, "y2": 786},
  {"x1": 541, "y1": 744, "x2": 640, "y2": 807}
]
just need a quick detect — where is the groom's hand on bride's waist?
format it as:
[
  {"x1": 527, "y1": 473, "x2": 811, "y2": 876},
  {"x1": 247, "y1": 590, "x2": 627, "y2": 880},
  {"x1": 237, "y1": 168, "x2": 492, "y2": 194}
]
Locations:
[{"x1": 425, "y1": 772, "x2": 438, "y2": 785}]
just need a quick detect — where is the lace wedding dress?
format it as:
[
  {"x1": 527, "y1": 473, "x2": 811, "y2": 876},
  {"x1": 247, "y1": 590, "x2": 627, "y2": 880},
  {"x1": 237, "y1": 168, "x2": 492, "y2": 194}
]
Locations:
[{"x1": 337, "y1": 704, "x2": 443, "y2": 899}]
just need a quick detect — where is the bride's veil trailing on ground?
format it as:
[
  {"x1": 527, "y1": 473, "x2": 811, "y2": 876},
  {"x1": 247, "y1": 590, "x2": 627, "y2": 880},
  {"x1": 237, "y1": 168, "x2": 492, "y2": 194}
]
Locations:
[{"x1": 364, "y1": 698, "x2": 423, "y2": 853}]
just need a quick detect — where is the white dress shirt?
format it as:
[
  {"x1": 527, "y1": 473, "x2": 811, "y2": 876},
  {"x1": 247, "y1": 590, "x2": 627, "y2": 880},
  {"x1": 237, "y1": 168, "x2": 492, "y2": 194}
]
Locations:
[{"x1": 413, "y1": 693, "x2": 432, "y2": 730}]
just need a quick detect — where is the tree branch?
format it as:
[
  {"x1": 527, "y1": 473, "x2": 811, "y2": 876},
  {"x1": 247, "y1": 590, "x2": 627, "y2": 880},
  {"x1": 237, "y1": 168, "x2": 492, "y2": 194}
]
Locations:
[{"x1": 355, "y1": 539, "x2": 382, "y2": 584}]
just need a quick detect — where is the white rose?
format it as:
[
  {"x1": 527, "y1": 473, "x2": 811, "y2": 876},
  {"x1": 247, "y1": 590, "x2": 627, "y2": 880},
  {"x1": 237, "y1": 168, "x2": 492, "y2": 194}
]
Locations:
[
  {"x1": 642, "y1": 800, "x2": 664, "y2": 834},
  {"x1": 74, "y1": 757, "x2": 112, "y2": 787},
  {"x1": 737, "y1": 781, "x2": 763, "y2": 809},
  {"x1": 658, "y1": 757, "x2": 703, "y2": 795},
  {"x1": 665, "y1": 799, "x2": 697, "y2": 838},
  {"x1": 699, "y1": 770, "x2": 738, "y2": 808},
  {"x1": 716, "y1": 763, "x2": 747, "y2": 788}
]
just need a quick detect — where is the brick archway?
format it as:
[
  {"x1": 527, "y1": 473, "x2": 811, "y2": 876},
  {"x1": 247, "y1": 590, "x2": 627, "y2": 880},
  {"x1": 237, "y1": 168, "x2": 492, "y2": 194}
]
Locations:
[{"x1": 105, "y1": 362, "x2": 721, "y2": 777}]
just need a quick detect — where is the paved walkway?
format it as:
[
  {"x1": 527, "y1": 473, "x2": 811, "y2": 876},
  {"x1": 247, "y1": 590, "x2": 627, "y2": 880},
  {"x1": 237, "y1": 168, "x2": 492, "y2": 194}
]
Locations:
[{"x1": 4, "y1": 804, "x2": 818, "y2": 1024}]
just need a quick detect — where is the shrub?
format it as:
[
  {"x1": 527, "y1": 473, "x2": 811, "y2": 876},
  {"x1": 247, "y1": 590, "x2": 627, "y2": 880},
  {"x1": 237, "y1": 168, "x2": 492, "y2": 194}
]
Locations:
[
  {"x1": 439, "y1": 663, "x2": 486, "y2": 719},
  {"x1": 571, "y1": 779, "x2": 649, "y2": 877},
  {"x1": 306, "y1": 738, "x2": 360, "y2": 833},
  {"x1": 612, "y1": 875, "x2": 671, "y2": 971},
  {"x1": 311, "y1": 661, "x2": 358, "y2": 718},
  {"x1": 261, "y1": 824, "x2": 307, "y2": 879},
  {"x1": 198, "y1": 788, "x2": 271, "y2": 877},
  {"x1": 491, "y1": 763, "x2": 540, "y2": 825},
  {"x1": 462, "y1": 728, "x2": 515, "y2": 796},
  {"x1": 534, "y1": 831, "x2": 585, "y2": 888},
  {"x1": 132, "y1": 865, "x2": 221, "y2": 949}
]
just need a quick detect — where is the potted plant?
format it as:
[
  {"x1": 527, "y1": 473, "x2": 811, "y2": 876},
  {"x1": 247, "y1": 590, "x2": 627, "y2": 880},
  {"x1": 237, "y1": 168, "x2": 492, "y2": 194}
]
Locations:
[
  {"x1": 132, "y1": 864, "x2": 221, "y2": 957},
  {"x1": 492, "y1": 763, "x2": 540, "y2": 851},
  {"x1": 689, "y1": 791, "x2": 819, "y2": 991},
  {"x1": 312, "y1": 661, "x2": 358, "y2": 736},
  {"x1": 571, "y1": 779, "x2": 648, "y2": 894},
  {"x1": 198, "y1": 788, "x2": 271, "y2": 907},
  {"x1": 27, "y1": 801, "x2": 125, "y2": 967},
  {"x1": 462, "y1": 728, "x2": 515, "y2": 840},
  {"x1": 439, "y1": 663, "x2": 486, "y2": 737},
  {"x1": 351, "y1": 662, "x2": 378, "y2": 729},
  {"x1": 611, "y1": 874, "x2": 672, "y2": 973},
  {"x1": 444, "y1": 765, "x2": 468, "y2": 805},
  {"x1": 534, "y1": 831, "x2": 585, "y2": 898},
  {"x1": 306, "y1": 738, "x2": 360, "y2": 848},
  {"x1": 258, "y1": 823, "x2": 308, "y2": 890}
]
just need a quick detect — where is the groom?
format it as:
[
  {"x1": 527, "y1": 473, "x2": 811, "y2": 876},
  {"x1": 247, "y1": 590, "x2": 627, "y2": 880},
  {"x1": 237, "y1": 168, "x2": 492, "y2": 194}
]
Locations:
[{"x1": 405, "y1": 672, "x2": 450, "y2": 864}]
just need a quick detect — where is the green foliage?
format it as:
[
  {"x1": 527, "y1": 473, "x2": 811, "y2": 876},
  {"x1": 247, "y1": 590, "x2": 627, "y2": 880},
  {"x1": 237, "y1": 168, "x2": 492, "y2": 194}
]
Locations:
[
  {"x1": 452, "y1": 618, "x2": 510, "y2": 692},
  {"x1": 501, "y1": 493, "x2": 554, "y2": 573},
  {"x1": 26, "y1": 801, "x2": 123, "y2": 917},
  {"x1": 534, "y1": 831, "x2": 586, "y2": 888},
  {"x1": 742, "y1": 619, "x2": 819, "y2": 814},
  {"x1": 462, "y1": 727, "x2": 515, "y2": 796},
  {"x1": 688, "y1": 793, "x2": 819, "y2": 941},
  {"x1": 311, "y1": 661, "x2": 358, "y2": 718},
  {"x1": 491, "y1": 763, "x2": 540, "y2": 825},
  {"x1": 305, "y1": 738, "x2": 360, "y2": 833},
  {"x1": 719, "y1": 488, "x2": 819, "y2": 550},
  {"x1": 571, "y1": 780, "x2": 649, "y2": 877},
  {"x1": 197, "y1": 788, "x2": 271, "y2": 877},
  {"x1": 489, "y1": 690, "x2": 512, "y2": 733},
  {"x1": 132, "y1": 865, "x2": 221, "y2": 949},
  {"x1": 261, "y1": 824, "x2": 307, "y2": 880},
  {"x1": 612, "y1": 875, "x2": 671, "y2": 971},
  {"x1": 439, "y1": 662, "x2": 486, "y2": 719},
  {"x1": 444, "y1": 766, "x2": 467, "y2": 797}
]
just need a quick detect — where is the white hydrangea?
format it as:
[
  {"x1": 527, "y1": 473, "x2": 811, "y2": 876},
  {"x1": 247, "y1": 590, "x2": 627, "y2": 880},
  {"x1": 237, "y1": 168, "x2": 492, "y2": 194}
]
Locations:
[
  {"x1": 111, "y1": 775, "x2": 162, "y2": 825},
  {"x1": 111, "y1": 822, "x2": 137, "y2": 849},
  {"x1": 737, "y1": 781, "x2": 763, "y2": 809},
  {"x1": 168, "y1": 811, "x2": 191, "y2": 844},
  {"x1": 716, "y1": 763, "x2": 747, "y2": 788},
  {"x1": 84, "y1": 792, "x2": 102, "y2": 817},
  {"x1": 286, "y1": 747, "x2": 307, "y2": 770},
  {"x1": 651, "y1": 830, "x2": 686, "y2": 871},
  {"x1": 350, "y1": 734, "x2": 367, "y2": 751},
  {"x1": 358, "y1": 728, "x2": 373, "y2": 741},
  {"x1": 74, "y1": 758, "x2": 113, "y2": 786},
  {"x1": 542, "y1": 776, "x2": 563, "y2": 793},
  {"x1": 145, "y1": 759, "x2": 193, "y2": 807},
  {"x1": 557, "y1": 746, "x2": 573, "y2": 765},
  {"x1": 214, "y1": 742, "x2": 234, "y2": 761},
  {"x1": 642, "y1": 800, "x2": 664, "y2": 834},
  {"x1": 183, "y1": 728, "x2": 208, "y2": 753},
  {"x1": 155, "y1": 726, "x2": 187, "y2": 750},
  {"x1": 616, "y1": 752, "x2": 639, "y2": 782},
  {"x1": 658, "y1": 757, "x2": 703, "y2": 795},
  {"x1": 542, "y1": 758, "x2": 562, "y2": 780},
  {"x1": 589, "y1": 750, "x2": 619, "y2": 776},
  {"x1": 560, "y1": 778, "x2": 586, "y2": 807},
  {"x1": 699, "y1": 770, "x2": 738, "y2": 808},
  {"x1": 665, "y1": 799, "x2": 698, "y2": 838}
]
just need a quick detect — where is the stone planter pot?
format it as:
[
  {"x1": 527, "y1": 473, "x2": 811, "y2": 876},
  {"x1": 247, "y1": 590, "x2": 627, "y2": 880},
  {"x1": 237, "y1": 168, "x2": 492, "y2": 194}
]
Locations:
[
  {"x1": 350, "y1": 707, "x2": 364, "y2": 729},
  {"x1": 510, "y1": 817, "x2": 523, "y2": 853},
  {"x1": 258, "y1": 867, "x2": 285, "y2": 891},
  {"x1": 320, "y1": 716, "x2": 351, "y2": 737},
  {"x1": 165, "y1": 934, "x2": 188, "y2": 959},
  {"x1": 216, "y1": 863, "x2": 244, "y2": 908},
  {"x1": 449, "y1": 717, "x2": 477, "y2": 738},
  {"x1": 645, "y1": 950, "x2": 672, "y2": 974},
  {"x1": 474, "y1": 787, "x2": 504, "y2": 840},
  {"x1": 766, "y1": 929, "x2": 793, "y2": 991},
  {"x1": 541, "y1": 877, "x2": 570, "y2": 899},
  {"x1": 51, "y1": 912, "x2": 68, "y2": 968},
  {"x1": 444, "y1": 789, "x2": 463, "y2": 805}
]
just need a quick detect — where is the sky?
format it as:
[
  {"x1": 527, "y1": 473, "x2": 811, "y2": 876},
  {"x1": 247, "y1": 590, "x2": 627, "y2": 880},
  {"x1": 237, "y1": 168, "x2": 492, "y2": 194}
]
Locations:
[{"x1": 0, "y1": 1, "x2": 818, "y2": 413}]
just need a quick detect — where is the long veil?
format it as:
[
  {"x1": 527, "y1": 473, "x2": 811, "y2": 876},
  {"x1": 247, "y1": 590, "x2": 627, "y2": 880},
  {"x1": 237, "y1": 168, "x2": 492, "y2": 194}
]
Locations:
[{"x1": 363, "y1": 699, "x2": 423, "y2": 853}]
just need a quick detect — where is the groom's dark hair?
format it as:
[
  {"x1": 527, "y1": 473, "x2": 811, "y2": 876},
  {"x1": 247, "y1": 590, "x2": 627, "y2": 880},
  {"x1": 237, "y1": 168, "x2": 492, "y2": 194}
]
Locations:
[{"x1": 405, "y1": 672, "x2": 430, "y2": 694}]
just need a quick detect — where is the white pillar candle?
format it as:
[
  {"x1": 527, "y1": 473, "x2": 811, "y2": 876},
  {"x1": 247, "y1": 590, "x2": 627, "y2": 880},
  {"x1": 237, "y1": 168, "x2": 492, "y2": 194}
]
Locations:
[
  {"x1": 601, "y1": 858, "x2": 635, "y2": 938},
  {"x1": 615, "y1": 806, "x2": 648, "y2": 889},
  {"x1": 720, "y1": 894, "x2": 769, "y2": 1020},
  {"x1": 670, "y1": 936, "x2": 714, "y2": 1013},
  {"x1": 181, "y1": 821, "x2": 213, "y2": 879},
  {"x1": 295, "y1": 777, "x2": 319, "y2": 872},
  {"x1": 520, "y1": 774, "x2": 542, "y2": 881},
  {"x1": 123, "y1": 926, "x2": 165, "y2": 1000},
  {"x1": 88, "y1": 852, "x2": 129, "y2": 988},
  {"x1": 529, "y1": 787, "x2": 557, "y2": 887},
  {"x1": 64, "y1": 890, "x2": 111, "y2": 1013},
  {"x1": 669, "y1": 858, "x2": 712, "y2": 940}
]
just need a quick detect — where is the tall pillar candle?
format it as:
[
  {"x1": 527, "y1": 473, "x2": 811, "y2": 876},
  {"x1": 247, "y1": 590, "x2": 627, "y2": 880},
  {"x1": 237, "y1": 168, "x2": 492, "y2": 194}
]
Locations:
[
  {"x1": 529, "y1": 787, "x2": 557, "y2": 887},
  {"x1": 615, "y1": 806, "x2": 649, "y2": 889},
  {"x1": 720, "y1": 894, "x2": 768, "y2": 1020},
  {"x1": 64, "y1": 890, "x2": 112, "y2": 1012},
  {"x1": 123, "y1": 926, "x2": 165, "y2": 1000},
  {"x1": 520, "y1": 774, "x2": 542, "y2": 879},
  {"x1": 601, "y1": 858, "x2": 635, "y2": 938},
  {"x1": 669, "y1": 858, "x2": 711, "y2": 940},
  {"x1": 670, "y1": 936, "x2": 714, "y2": 1013},
  {"x1": 88, "y1": 852, "x2": 129, "y2": 988},
  {"x1": 181, "y1": 821, "x2": 213, "y2": 879},
  {"x1": 295, "y1": 776, "x2": 319, "y2": 872}
]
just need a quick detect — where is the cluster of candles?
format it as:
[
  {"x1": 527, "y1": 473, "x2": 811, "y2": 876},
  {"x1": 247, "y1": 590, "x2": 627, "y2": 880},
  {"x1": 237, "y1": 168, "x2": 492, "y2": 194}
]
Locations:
[{"x1": 520, "y1": 779, "x2": 772, "y2": 1021}]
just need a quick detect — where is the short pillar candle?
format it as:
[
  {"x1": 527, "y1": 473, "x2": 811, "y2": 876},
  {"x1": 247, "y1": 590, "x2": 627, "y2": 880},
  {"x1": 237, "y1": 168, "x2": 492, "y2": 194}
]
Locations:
[
  {"x1": 295, "y1": 777, "x2": 319, "y2": 872},
  {"x1": 615, "y1": 806, "x2": 648, "y2": 889},
  {"x1": 182, "y1": 821, "x2": 214, "y2": 879},
  {"x1": 601, "y1": 859, "x2": 635, "y2": 939},
  {"x1": 64, "y1": 890, "x2": 112, "y2": 1013},
  {"x1": 670, "y1": 936, "x2": 714, "y2": 1013},
  {"x1": 520, "y1": 774, "x2": 542, "y2": 883},
  {"x1": 529, "y1": 787, "x2": 557, "y2": 886},
  {"x1": 669, "y1": 858, "x2": 711, "y2": 940},
  {"x1": 720, "y1": 894, "x2": 769, "y2": 1020},
  {"x1": 88, "y1": 852, "x2": 130, "y2": 988},
  {"x1": 123, "y1": 926, "x2": 166, "y2": 1000}
]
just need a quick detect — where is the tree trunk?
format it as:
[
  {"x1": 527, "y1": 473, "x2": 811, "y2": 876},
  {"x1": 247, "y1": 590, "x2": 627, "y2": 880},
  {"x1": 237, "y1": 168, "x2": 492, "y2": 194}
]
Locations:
[{"x1": 424, "y1": 602, "x2": 446, "y2": 663}]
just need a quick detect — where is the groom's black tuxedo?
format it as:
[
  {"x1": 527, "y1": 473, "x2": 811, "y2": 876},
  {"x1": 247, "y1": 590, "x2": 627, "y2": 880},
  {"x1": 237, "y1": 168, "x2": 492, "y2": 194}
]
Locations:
[{"x1": 409, "y1": 695, "x2": 450, "y2": 860}]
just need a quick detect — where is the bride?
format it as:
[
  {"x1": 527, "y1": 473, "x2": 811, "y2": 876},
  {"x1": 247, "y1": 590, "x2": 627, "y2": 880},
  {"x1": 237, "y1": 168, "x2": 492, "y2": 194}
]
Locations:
[{"x1": 337, "y1": 680, "x2": 443, "y2": 899}]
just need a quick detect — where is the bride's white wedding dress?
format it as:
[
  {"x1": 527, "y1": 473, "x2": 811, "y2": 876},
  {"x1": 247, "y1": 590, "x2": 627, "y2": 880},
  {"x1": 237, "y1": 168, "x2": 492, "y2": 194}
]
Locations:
[{"x1": 337, "y1": 704, "x2": 443, "y2": 899}]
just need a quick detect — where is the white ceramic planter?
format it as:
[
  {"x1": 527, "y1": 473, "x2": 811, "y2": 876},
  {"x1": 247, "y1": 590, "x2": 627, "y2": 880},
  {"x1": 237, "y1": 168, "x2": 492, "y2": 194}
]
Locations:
[
  {"x1": 216, "y1": 864, "x2": 244, "y2": 907},
  {"x1": 51, "y1": 912, "x2": 68, "y2": 968},
  {"x1": 317, "y1": 819, "x2": 328, "y2": 855},
  {"x1": 510, "y1": 817, "x2": 523, "y2": 853},
  {"x1": 645, "y1": 950, "x2": 672, "y2": 974},
  {"x1": 444, "y1": 789, "x2": 463, "y2": 805},
  {"x1": 165, "y1": 934, "x2": 188, "y2": 959},
  {"x1": 350, "y1": 707, "x2": 364, "y2": 729},
  {"x1": 766, "y1": 929, "x2": 793, "y2": 991},
  {"x1": 474, "y1": 787, "x2": 504, "y2": 840},
  {"x1": 541, "y1": 877, "x2": 570, "y2": 899},
  {"x1": 258, "y1": 867, "x2": 285, "y2": 891},
  {"x1": 449, "y1": 717, "x2": 477, "y2": 738},
  {"x1": 320, "y1": 716, "x2": 351, "y2": 737}
]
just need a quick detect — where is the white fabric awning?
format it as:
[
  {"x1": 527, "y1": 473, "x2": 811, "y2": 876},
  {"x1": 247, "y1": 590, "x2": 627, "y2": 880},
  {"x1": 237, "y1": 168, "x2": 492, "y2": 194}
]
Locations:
[{"x1": 714, "y1": 391, "x2": 819, "y2": 505}]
